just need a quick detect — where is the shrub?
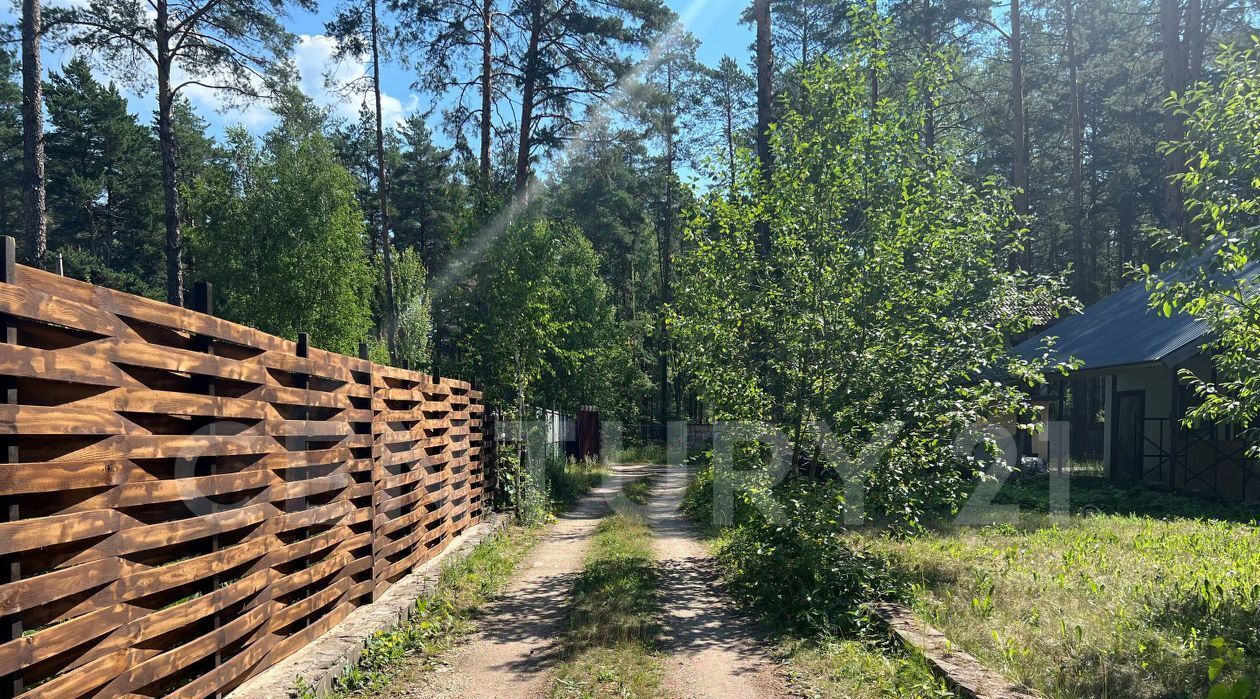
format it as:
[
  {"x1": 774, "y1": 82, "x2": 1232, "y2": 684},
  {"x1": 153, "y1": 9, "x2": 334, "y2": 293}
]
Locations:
[{"x1": 700, "y1": 473, "x2": 907, "y2": 635}]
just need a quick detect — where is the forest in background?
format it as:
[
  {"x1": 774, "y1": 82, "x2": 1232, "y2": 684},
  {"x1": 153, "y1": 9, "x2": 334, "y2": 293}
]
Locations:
[{"x1": 1, "y1": 0, "x2": 1257, "y2": 428}]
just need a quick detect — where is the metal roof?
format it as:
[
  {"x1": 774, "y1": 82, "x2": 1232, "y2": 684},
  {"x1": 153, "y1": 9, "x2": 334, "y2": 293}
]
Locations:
[{"x1": 1013, "y1": 260, "x2": 1258, "y2": 373}]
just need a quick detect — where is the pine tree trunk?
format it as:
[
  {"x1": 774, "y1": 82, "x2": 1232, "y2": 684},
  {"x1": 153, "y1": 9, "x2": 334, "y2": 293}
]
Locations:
[
  {"x1": 753, "y1": 0, "x2": 773, "y2": 181},
  {"x1": 156, "y1": 0, "x2": 183, "y2": 306},
  {"x1": 753, "y1": 0, "x2": 774, "y2": 258},
  {"x1": 724, "y1": 90, "x2": 736, "y2": 194},
  {"x1": 21, "y1": 0, "x2": 46, "y2": 269},
  {"x1": 1011, "y1": 0, "x2": 1030, "y2": 269},
  {"x1": 1184, "y1": 0, "x2": 1203, "y2": 245},
  {"x1": 1185, "y1": 0, "x2": 1203, "y2": 83},
  {"x1": 514, "y1": 0, "x2": 542, "y2": 195},
  {"x1": 371, "y1": 0, "x2": 397, "y2": 362},
  {"x1": 1066, "y1": 0, "x2": 1091, "y2": 462},
  {"x1": 1068, "y1": 0, "x2": 1085, "y2": 300},
  {"x1": 658, "y1": 65, "x2": 674, "y2": 427},
  {"x1": 479, "y1": 0, "x2": 493, "y2": 196},
  {"x1": 921, "y1": 1, "x2": 935, "y2": 151},
  {"x1": 1161, "y1": 0, "x2": 1187, "y2": 241}
]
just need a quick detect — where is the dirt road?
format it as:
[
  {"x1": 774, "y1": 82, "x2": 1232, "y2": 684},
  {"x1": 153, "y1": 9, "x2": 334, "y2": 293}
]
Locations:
[
  {"x1": 642, "y1": 464, "x2": 788, "y2": 699},
  {"x1": 382, "y1": 468, "x2": 626, "y2": 699},
  {"x1": 382, "y1": 463, "x2": 788, "y2": 698}
]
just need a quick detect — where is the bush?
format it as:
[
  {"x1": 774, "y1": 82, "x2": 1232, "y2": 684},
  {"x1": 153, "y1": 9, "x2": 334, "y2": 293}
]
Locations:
[
  {"x1": 497, "y1": 451, "x2": 552, "y2": 526},
  {"x1": 497, "y1": 450, "x2": 607, "y2": 524},
  {"x1": 684, "y1": 466, "x2": 906, "y2": 636},
  {"x1": 615, "y1": 440, "x2": 665, "y2": 465},
  {"x1": 546, "y1": 453, "x2": 605, "y2": 510}
]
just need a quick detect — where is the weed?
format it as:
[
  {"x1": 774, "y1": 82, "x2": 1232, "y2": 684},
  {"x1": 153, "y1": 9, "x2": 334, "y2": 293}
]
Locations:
[
  {"x1": 994, "y1": 474, "x2": 1260, "y2": 523},
  {"x1": 548, "y1": 455, "x2": 606, "y2": 511},
  {"x1": 549, "y1": 513, "x2": 663, "y2": 698},
  {"x1": 621, "y1": 475, "x2": 654, "y2": 506},
  {"x1": 499, "y1": 453, "x2": 606, "y2": 524},
  {"x1": 865, "y1": 509, "x2": 1260, "y2": 697},
  {"x1": 614, "y1": 440, "x2": 666, "y2": 465},
  {"x1": 322, "y1": 525, "x2": 540, "y2": 696}
]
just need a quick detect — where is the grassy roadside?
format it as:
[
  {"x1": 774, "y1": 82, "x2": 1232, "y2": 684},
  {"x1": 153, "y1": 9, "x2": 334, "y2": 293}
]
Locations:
[
  {"x1": 621, "y1": 472, "x2": 654, "y2": 505},
  {"x1": 548, "y1": 455, "x2": 607, "y2": 512},
  {"x1": 308, "y1": 525, "x2": 542, "y2": 698},
  {"x1": 863, "y1": 476, "x2": 1260, "y2": 698},
  {"x1": 679, "y1": 466, "x2": 952, "y2": 698},
  {"x1": 309, "y1": 459, "x2": 608, "y2": 698},
  {"x1": 682, "y1": 465, "x2": 1260, "y2": 697},
  {"x1": 549, "y1": 508, "x2": 664, "y2": 699}
]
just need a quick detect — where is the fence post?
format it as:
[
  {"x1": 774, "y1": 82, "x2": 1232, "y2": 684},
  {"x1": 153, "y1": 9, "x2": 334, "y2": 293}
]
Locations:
[
  {"x1": 359, "y1": 342, "x2": 381, "y2": 602},
  {"x1": 1, "y1": 236, "x2": 21, "y2": 699},
  {"x1": 485, "y1": 408, "x2": 497, "y2": 513},
  {"x1": 362, "y1": 342, "x2": 380, "y2": 602},
  {"x1": 296, "y1": 333, "x2": 314, "y2": 624},
  {"x1": 190, "y1": 281, "x2": 225, "y2": 698}
]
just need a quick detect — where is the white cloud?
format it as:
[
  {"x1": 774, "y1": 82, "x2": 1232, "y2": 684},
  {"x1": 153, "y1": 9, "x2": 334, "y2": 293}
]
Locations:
[
  {"x1": 293, "y1": 34, "x2": 414, "y2": 130},
  {"x1": 43, "y1": 32, "x2": 418, "y2": 136}
]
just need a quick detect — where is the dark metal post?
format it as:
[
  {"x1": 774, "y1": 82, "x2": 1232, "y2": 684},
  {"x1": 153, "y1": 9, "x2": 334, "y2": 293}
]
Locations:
[
  {"x1": 1, "y1": 237, "x2": 22, "y2": 698},
  {"x1": 190, "y1": 281, "x2": 224, "y2": 696},
  {"x1": 358, "y1": 341, "x2": 378, "y2": 599},
  {"x1": 296, "y1": 333, "x2": 314, "y2": 620}
]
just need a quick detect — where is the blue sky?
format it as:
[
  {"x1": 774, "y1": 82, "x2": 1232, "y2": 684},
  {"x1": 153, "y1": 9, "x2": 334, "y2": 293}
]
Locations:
[{"x1": 9, "y1": 0, "x2": 751, "y2": 139}]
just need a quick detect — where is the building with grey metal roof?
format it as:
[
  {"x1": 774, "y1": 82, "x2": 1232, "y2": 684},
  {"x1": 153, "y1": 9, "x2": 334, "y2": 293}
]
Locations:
[{"x1": 1013, "y1": 260, "x2": 1258, "y2": 503}]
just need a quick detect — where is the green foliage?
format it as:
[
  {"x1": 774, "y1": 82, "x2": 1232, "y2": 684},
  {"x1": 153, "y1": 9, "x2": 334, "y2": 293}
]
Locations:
[
  {"x1": 1153, "y1": 39, "x2": 1260, "y2": 455},
  {"x1": 613, "y1": 440, "x2": 666, "y2": 465},
  {"x1": 497, "y1": 451, "x2": 553, "y2": 526},
  {"x1": 498, "y1": 451, "x2": 606, "y2": 525},
  {"x1": 779, "y1": 636, "x2": 954, "y2": 699},
  {"x1": 713, "y1": 479, "x2": 908, "y2": 635},
  {"x1": 388, "y1": 246, "x2": 434, "y2": 369},
  {"x1": 673, "y1": 22, "x2": 1076, "y2": 527},
  {"x1": 620, "y1": 475, "x2": 654, "y2": 506},
  {"x1": 44, "y1": 58, "x2": 164, "y2": 297},
  {"x1": 994, "y1": 474, "x2": 1260, "y2": 523},
  {"x1": 464, "y1": 216, "x2": 645, "y2": 418},
  {"x1": 867, "y1": 507, "x2": 1260, "y2": 698},
  {"x1": 1208, "y1": 638, "x2": 1260, "y2": 699},
  {"x1": 547, "y1": 454, "x2": 606, "y2": 511},
  {"x1": 187, "y1": 125, "x2": 374, "y2": 355}
]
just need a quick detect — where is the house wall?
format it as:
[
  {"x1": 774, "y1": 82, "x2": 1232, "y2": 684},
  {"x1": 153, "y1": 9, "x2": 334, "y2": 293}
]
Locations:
[
  {"x1": 1102, "y1": 357, "x2": 1258, "y2": 501},
  {"x1": 1110, "y1": 365, "x2": 1178, "y2": 485},
  {"x1": 1102, "y1": 375, "x2": 1113, "y2": 473}
]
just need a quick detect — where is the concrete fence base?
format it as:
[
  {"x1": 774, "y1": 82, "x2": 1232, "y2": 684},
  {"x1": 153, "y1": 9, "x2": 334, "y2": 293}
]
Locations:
[{"x1": 230, "y1": 514, "x2": 512, "y2": 699}]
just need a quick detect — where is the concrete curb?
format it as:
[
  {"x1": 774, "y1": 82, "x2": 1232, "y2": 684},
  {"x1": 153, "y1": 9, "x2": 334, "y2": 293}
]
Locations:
[
  {"x1": 866, "y1": 602, "x2": 1041, "y2": 699},
  {"x1": 229, "y1": 514, "x2": 513, "y2": 699}
]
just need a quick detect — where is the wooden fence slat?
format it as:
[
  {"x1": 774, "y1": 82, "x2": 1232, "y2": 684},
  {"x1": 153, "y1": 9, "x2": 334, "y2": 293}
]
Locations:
[{"x1": 0, "y1": 248, "x2": 493, "y2": 698}]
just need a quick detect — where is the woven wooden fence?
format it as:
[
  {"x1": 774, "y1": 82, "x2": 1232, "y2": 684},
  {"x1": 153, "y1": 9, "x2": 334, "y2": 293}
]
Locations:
[{"x1": 0, "y1": 239, "x2": 493, "y2": 698}]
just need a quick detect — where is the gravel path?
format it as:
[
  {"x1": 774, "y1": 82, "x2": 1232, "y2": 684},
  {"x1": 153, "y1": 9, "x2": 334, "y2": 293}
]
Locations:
[
  {"x1": 380, "y1": 463, "x2": 788, "y2": 699},
  {"x1": 382, "y1": 466, "x2": 640, "y2": 699},
  {"x1": 641, "y1": 464, "x2": 790, "y2": 699}
]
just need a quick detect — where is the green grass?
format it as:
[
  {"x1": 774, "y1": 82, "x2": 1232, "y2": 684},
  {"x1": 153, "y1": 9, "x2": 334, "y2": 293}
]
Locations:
[
  {"x1": 549, "y1": 456, "x2": 607, "y2": 512},
  {"x1": 679, "y1": 466, "x2": 954, "y2": 698},
  {"x1": 317, "y1": 525, "x2": 541, "y2": 697},
  {"x1": 615, "y1": 441, "x2": 666, "y2": 465},
  {"x1": 780, "y1": 636, "x2": 953, "y2": 699},
  {"x1": 621, "y1": 475, "x2": 654, "y2": 505},
  {"x1": 549, "y1": 513, "x2": 663, "y2": 699},
  {"x1": 856, "y1": 505, "x2": 1260, "y2": 698},
  {"x1": 681, "y1": 466, "x2": 1260, "y2": 698},
  {"x1": 995, "y1": 473, "x2": 1260, "y2": 523}
]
